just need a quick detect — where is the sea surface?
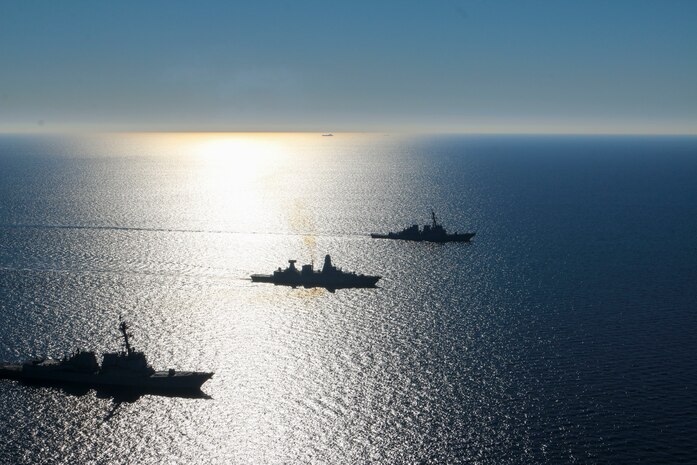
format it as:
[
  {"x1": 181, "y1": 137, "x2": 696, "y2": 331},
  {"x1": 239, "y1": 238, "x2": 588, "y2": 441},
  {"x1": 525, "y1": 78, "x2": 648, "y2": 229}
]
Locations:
[{"x1": 0, "y1": 133, "x2": 696, "y2": 464}]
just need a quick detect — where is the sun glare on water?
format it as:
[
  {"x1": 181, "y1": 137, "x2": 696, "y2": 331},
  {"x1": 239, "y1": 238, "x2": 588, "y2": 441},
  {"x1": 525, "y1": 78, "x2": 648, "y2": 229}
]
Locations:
[
  {"x1": 192, "y1": 134, "x2": 288, "y2": 183},
  {"x1": 173, "y1": 133, "x2": 301, "y2": 232},
  {"x1": 122, "y1": 131, "x2": 336, "y2": 237}
]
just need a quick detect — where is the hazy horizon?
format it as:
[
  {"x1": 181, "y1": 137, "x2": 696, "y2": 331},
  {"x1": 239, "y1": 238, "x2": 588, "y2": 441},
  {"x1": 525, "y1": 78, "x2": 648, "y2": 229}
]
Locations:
[{"x1": 2, "y1": 1, "x2": 696, "y2": 134}]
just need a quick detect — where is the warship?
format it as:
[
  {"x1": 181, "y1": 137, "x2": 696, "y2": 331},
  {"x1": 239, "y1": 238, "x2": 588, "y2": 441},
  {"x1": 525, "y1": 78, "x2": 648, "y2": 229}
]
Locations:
[
  {"x1": 0, "y1": 321, "x2": 213, "y2": 394},
  {"x1": 251, "y1": 254, "x2": 380, "y2": 291},
  {"x1": 371, "y1": 211, "x2": 475, "y2": 243}
]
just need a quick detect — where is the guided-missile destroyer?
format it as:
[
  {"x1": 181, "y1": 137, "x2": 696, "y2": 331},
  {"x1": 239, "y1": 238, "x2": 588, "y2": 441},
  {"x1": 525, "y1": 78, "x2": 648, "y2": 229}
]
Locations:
[
  {"x1": 0, "y1": 321, "x2": 213, "y2": 395},
  {"x1": 371, "y1": 211, "x2": 475, "y2": 243}
]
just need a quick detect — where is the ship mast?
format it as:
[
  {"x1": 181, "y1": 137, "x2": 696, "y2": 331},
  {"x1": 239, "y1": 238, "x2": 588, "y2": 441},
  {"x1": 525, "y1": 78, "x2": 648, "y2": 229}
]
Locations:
[
  {"x1": 431, "y1": 210, "x2": 438, "y2": 228},
  {"x1": 119, "y1": 321, "x2": 133, "y2": 355}
]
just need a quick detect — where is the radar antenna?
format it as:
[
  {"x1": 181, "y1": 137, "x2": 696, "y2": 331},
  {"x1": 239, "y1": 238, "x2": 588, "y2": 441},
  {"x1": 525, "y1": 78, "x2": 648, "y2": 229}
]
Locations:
[
  {"x1": 119, "y1": 321, "x2": 133, "y2": 355},
  {"x1": 431, "y1": 210, "x2": 439, "y2": 228}
]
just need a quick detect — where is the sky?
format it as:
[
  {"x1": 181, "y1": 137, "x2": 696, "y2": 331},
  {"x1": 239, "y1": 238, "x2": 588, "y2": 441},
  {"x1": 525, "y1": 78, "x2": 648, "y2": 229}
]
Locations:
[{"x1": 1, "y1": 0, "x2": 696, "y2": 134}]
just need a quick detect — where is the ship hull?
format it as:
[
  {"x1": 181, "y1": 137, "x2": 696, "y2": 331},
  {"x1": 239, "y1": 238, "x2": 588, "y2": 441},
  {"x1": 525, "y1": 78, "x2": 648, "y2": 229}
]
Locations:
[
  {"x1": 371, "y1": 232, "x2": 475, "y2": 242},
  {"x1": 0, "y1": 364, "x2": 212, "y2": 391},
  {"x1": 251, "y1": 274, "x2": 380, "y2": 289}
]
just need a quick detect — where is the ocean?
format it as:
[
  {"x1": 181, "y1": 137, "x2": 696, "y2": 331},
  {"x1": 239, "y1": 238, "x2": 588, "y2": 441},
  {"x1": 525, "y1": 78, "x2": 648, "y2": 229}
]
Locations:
[{"x1": 0, "y1": 133, "x2": 696, "y2": 464}]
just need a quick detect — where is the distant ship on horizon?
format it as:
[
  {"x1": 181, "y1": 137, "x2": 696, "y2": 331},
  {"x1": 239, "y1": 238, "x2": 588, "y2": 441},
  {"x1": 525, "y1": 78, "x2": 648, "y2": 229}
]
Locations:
[
  {"x1": 371, "y1": 211, "x2": 475, "y2": 243},
  {"x1": 251, "y1": 254, "x2": 380, "y2": 292}
]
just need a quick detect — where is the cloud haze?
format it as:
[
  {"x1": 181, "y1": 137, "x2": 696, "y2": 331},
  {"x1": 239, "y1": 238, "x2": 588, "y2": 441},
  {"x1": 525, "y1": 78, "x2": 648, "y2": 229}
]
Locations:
[{"x1": 1, "y1": 1, "x2": 695, "y2": 133}]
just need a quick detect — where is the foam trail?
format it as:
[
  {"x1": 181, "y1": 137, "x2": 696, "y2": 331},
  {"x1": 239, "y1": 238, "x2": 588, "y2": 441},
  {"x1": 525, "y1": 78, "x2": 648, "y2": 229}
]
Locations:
[{"x1": 0, "y1": 223, "x2": 364, "y2": 238}]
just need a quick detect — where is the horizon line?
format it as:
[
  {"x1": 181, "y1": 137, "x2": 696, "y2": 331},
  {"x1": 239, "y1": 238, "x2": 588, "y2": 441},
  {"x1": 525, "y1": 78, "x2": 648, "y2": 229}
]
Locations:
[{"x1": 1, "y1": 127, "x2": 696, "y2": 137}]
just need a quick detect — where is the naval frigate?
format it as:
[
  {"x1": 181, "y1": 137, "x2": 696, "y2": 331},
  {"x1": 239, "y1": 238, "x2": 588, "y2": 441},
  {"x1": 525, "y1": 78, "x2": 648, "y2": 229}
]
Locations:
[{"x1": 251, "y1": 254, "x2": 380, "y2": 292}]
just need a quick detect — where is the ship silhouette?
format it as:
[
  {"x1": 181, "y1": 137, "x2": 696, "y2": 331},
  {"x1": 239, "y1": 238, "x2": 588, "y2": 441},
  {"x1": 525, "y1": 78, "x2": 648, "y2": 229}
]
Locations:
[
  {"x1": 371, "y1": 210, "x2": 475, "y2": 243},
  {"x1": 0, "y1": 321, "x2": 213, "y2": 397},
  {"x1": 251, "y1": 254, "x2": 380, "y2": 292}
]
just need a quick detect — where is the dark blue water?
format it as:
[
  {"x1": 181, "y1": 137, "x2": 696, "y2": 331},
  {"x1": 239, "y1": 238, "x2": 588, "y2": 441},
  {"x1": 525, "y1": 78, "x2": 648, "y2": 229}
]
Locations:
[{"x1": 0, "y1": 133, "x2": 695, "y2": 463}]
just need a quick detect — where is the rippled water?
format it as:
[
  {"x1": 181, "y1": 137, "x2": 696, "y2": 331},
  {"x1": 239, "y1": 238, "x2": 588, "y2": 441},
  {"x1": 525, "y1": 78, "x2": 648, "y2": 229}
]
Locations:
[{"x1": 0, "y1": 133, "x2": 696, "y2": 464}]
